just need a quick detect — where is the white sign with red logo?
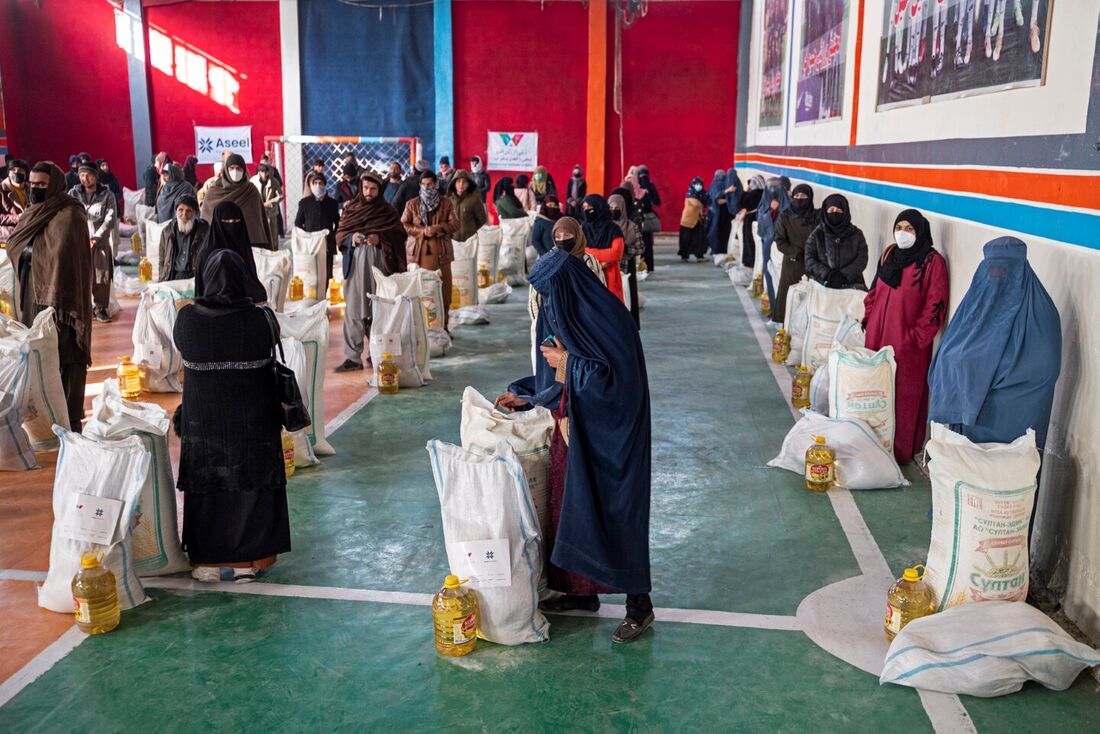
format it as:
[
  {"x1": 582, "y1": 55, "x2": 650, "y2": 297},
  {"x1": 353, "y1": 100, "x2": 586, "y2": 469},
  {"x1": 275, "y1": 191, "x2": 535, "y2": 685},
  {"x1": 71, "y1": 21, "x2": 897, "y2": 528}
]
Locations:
[
  {"x1": 451, "y1": 539, "x2": 511, "y2": 588},
  {"x1": 486, "y1": 131, "x2": 538, "y2": 171}
]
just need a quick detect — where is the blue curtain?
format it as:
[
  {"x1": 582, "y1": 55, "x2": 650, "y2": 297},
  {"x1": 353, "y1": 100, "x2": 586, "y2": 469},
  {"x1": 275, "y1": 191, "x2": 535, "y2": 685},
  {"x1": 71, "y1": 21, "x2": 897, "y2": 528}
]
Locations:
[{"x1": 298, "y1": 0, "x2": 436, "y2": 161}]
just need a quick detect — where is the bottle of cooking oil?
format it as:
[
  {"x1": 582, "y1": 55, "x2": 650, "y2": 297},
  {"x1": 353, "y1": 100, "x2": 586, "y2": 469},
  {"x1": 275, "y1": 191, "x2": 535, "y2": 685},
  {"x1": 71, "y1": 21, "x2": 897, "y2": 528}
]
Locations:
[
  {"x1": 885, "y1": 565, "x2": 935, "y2": 642},
  {"x1": 71, "y1": 551, "x2": 120, "y2": 635},
  {"x1": 433, "y1": 575, "x2": 479, "y2": 657},
  {"x1": 288, "y1": 275, "x2": 304, "y2": 301},
  {"x1": 804, "y1": 435, "x2": 836, "y2": 492},
  {"x1": 751, "y1": 273, "x2": 764, "y2": 298},
  {"x1": 281, "y1": 430, "x2": 295, "y2": 478},
  {"x1": 377, "y1": 353, "x2": 399, "y2": 394},
  {"x1": 477, "y1": 264, "x2": 492, "y2": 289},
  {"x1": 639, "y1": 257, "x2": 648, "y2": 273},
  {"x1": 791, "y1": 365, "x2": 812, "y2": 409},
  {"x1": 116, "y1": 356, "x2": 142, "y2": 399},
  {"x1": 138, "y1": 256, "x2": 153, "y2": 283},
  {"x1": 451, "y1": 284, "x2": 462, "y2": 310},
  {"x1": 771, "y1": 328, "x2": 791, "y2": 363},
  {"x1": 130, "y1": 230, "x2": 143, "y2": 256},
  {"x1": 327, "y1": 278, "x2": 344, "y2": 305},
  {"x1": 760, "y1": 293, "x2": 771, "y2": 316}
]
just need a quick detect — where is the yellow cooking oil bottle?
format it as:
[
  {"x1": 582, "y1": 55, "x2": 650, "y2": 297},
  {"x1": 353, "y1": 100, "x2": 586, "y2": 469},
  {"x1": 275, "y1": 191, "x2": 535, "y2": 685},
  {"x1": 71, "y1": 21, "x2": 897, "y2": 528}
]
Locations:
[
  {"x1": 433, "y1": 575, "x2": 479, "y2": 657},
  {"x1": 377, "y1": 353, "x2": 399, "y2": 394},
  {"x1": 327, "y1": 278, "x2": 344, "y2": 305},
  {"x1": 759, "y1": 293, "x2": 771, "y2": 317},
  {"x1": 804, "y1": 435, "x2": 836, "y2": 492},
  {"x1": 451, "y1": 284, "x2": 462, "y2": 310},
  {"x1": 791, "y1": 365, "x2": 812, "y2": 409},
  {"x1": 288, "y1": 275, "x2": 304, "y2": 301},
  {"x1": 281, "y1": 430, "x2": 295, "y2": 478},
  {"x1": 138, "y1": 256, "x2": 153, "y2": 283},
  {"x1": 116, "y1": 356, "x2": 142, "y2": 399},
  {"x1": 130, "y1": 230, "x2": 143, "y2": 255},
  {"x1": 885, "y1": 565, "x2": 935, "y2": 642},
  {"x1": 71, "y1": 551, "x2": 120, "y2": 635},
  {"x1": 750, "y1": 273, "x2": 764, "y2": 298},
  {"x1": 771, "y1": 328, "x2": 791, "y2": 363},
  {"x1": 477, "y1": 264, "x2": 493, "y2": 289}
]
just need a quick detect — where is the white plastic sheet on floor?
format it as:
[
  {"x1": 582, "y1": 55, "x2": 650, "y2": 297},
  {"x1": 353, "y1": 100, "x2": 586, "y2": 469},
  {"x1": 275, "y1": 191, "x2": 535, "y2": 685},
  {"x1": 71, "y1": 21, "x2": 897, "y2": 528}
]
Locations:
[
  {"x1": 83, "y1": 380, "x2": 190, "y2": 576},
  {"x1": 924, "y1": 424, "x2": 1039, "y2": 610},
  {"x1": 39, "y1": 427, "x2": 150, "y2": 612},
  {"x1": 0, "y1": 307, "x2": 70, "y2": 448},
  {"x1": 275, "y1": 301, "x2": 335, "y2": 455},
  {"x1": 880, "y1": 601, "x2": 1100, "y2": 697},
  {"x1": 0, "y1": 342, "x2": 37, "y2": 471},
  {"x1": 427, "y1": 439, "x2": 549, "y2": 645}
]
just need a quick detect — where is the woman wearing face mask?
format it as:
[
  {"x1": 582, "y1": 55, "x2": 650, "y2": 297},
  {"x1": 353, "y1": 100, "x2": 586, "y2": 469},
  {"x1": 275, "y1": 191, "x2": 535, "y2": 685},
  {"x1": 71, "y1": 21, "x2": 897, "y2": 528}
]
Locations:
[
  {"x1": 531, "y1": 194, "x2": 563, "y2": 258},
  {"x1": 678, "y1": 177, "x2": 711, "y2": 262},
  {"x1": 737, "y1": 174, "x2": 765, "y2": 268},
  {"x1": 565, "y1": 165, "x2": 586, "y2": 218},
  {"x1": 529, "y1": 165, "x2": 557, "y2": 206},
  {"x1": 492, "y1": 176, "x2": 527, "y2": 220},
  {"x1": 96, "y1": 159, "x2": 124, "y2": 216},
  {"x1": 581, "y1": 194, "x2": 625, "y2": 302},
  {"x1": 755, "y1": 178, "x2": 792, "y2": 308},
  {"x1": 864, "y1": 209, "x2": 948, "y2": 464},
  {"x1": 0, "y1": 159, "x2": 30, "y2": 240},
  {"x1": 199, "y1": 154, "x2": 270, "y2": 249},
  {"x1": 772, "y1": 184, "x2": 817, "y2": 323},
  {"x1": 294, "y1": 173, "x2": 342, "y2": 285},
  {"x1": 193, "y1": 201, "x2": 269, "y2": 304},
  {"x1": 804, "y1": 193, "x2": 868, "y2": 290},
  {"x1": 633, "y1": 165, "x2": 661, "y2": 272},
  {"x1": 609, "y1": 193, "x2": 643, "y2": 327}
]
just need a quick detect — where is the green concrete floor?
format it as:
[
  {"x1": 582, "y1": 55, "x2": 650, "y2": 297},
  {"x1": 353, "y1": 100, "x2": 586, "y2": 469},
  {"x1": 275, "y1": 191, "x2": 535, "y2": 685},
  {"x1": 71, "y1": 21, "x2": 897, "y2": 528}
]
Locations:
[{"x1": 3, "y1": 247, "x2": 1098, "y2": 732}]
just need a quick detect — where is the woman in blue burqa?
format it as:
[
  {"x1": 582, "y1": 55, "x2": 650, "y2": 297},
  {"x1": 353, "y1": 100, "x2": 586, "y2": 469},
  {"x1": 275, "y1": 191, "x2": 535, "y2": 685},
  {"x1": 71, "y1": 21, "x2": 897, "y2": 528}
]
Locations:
[
  {"x1": 928, "y1": 236, "x2": 1061, "y2": 451},
  {"x1": 705, "y1": 168, "x2": 743, "y2": 257},
  {"x1": 755, "y1": 177, "x2": 792, "y2": 309},
  {"x1": 495, "y1": 245, "x2": 654, "y2": 644}
]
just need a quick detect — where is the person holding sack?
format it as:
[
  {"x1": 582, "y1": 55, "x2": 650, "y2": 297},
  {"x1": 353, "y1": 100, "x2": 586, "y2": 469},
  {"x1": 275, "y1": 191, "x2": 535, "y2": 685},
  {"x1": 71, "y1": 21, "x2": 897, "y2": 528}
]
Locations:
[{"x1": 173, "y1": 249, "x2": 291, "y2": 583}]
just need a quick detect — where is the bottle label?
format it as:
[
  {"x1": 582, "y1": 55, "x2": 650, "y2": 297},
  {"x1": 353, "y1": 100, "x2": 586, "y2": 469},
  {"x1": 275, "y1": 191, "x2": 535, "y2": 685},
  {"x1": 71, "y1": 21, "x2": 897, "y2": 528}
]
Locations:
[
  {"x1": 380, "y1": 373, "x2": 397, "y2": 388},
  {"x1": 74, "y1": 597, "x2": 91, "y2": 624},
  {"x1": 452, "y1": 612, "x2": 477, "y2": 644},
  {"x1": 806, "y1": 462, "x2": 834, "y2": 483},
  {"x1": 885, "y1": 603, "x2": 902, "y2": 634},
  {"x1": 791, "y1": 384, "x2": 804, "y2": 400}
]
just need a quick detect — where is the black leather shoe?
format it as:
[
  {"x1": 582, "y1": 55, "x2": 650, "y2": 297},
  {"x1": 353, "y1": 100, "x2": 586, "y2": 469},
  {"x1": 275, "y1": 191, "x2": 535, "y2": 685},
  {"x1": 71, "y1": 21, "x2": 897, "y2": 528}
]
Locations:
[
  {"x1": 334, "y1": 359, "x2": 363, "y2": 373},
  {"x1": 612, "y1": 612, "x2": 655, "y2": 644},
  {"x1": 538, "y1": 594, "x2": 601, "y2": 613}
]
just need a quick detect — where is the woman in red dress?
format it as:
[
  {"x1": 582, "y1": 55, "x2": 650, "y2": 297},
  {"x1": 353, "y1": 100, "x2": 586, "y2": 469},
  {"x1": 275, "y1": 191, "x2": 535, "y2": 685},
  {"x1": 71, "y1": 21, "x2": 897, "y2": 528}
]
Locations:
[{"x1": 863, "y1": 209, "x2": 949, "y2": 464}]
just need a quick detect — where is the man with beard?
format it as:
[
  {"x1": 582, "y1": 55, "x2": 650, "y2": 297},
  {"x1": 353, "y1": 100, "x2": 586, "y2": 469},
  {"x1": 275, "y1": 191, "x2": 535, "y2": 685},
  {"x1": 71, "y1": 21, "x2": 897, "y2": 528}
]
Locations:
[
  {"x1": 157, "y1": 195, "x2": 208, "y2": 282},
  {"x1": 0, "y1": 159, "x2": 30, "y2": 240},
  {"x1": 401, "y1": 169, "x2": 458, "y2": 330},
  {"x1": 68, "y1": 161, "x2": 118, "y2": 322}
]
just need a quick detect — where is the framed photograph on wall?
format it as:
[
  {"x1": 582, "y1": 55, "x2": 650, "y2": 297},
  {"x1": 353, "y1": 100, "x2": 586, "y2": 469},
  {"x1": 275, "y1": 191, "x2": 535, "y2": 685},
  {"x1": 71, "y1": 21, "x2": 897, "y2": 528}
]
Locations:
[
  {"x1": 759, "y1": 0, "x2": 792, "y2": 129},
  {"x1": 796, "y1": 0, "x2": 849, "y2": 124},
  {"x1": 876, "y1": 0, "x2": 1053, "y2": 110}
]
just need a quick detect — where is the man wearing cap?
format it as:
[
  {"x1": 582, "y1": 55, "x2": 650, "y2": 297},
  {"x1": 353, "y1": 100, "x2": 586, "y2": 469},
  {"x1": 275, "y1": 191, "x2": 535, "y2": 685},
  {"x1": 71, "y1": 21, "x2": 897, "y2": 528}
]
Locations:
[
  {"x1": 157, "y1": 194, "x2": 208, "y2": 282},
  {"x1": 389, "y1": 158, "x2": 431, "y2": 217},
  {"x1": 0, "y1": 159, "x2": 30, "y2": 241},
  {"x1": 64, "y1": 155, "x2": 82, "y2": 190},
  {"x1": 437, "y1": 155, "x2": 454, "y2": 196},
  {"x1": 68, "y1": 161, "x2": 118, "y2": 322}
]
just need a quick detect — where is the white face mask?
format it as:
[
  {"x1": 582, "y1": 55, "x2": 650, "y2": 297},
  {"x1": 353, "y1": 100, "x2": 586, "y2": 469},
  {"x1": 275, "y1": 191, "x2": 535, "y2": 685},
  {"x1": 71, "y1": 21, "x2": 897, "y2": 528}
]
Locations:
[
  {"x1": 228, "y1": 168, "x2": 244, "y2": 183},
  {"x1": 177, "y1": 216, "x2": 194, "y2": 234},
  {"x1": 311, "y1": 184, "x2": 326, "y2": 199},
  {"x1": 894, "y1": 230, "x2": 917, "y2": 249}
]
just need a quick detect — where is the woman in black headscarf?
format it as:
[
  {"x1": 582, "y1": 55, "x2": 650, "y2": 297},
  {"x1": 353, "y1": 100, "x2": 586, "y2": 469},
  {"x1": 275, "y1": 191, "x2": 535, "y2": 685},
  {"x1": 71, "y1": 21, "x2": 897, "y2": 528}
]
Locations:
[
  {"x1": 95, "y1": 159, "x2": 124, "y2": 214},
  {"x1": 580, "y1": 194, "x2": 625, "y2": 302},
  {"x1": 772, "y1": 183, "x2": 817, "y2": 322},
  {"x1": 492, "y1": 176, "x2": 527, "y2": 220},
  {"x1": 804, "y1": 193, "x2": 868, "y2": 290},
  {"x1": 194, "y1": 201, "x2": 268, "y2": 304},
  {"x1": 182, "y1": 155, "x2": 199, "y2": 187},
  {"x1": 155, "y1": 163, "x2": 195, "y2": 223},
  {"x1": 173, "y1": 249, "x2": 291, "y2": 583}
]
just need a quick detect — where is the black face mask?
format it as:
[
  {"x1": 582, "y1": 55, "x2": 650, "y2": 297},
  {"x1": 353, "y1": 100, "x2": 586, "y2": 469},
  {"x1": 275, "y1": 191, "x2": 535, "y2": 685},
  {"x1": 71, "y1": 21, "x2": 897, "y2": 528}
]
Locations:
[
  {"x1": 29, "y1": 188, "x2": 48, "y2": 204},
  {"x1": 583, "y1": 209, "x2": 599, "y2": 223},
  {"x1": 791, "y1": 198, "x2": 810, "y2": 213},
  {"x1": 825, "y1": 211, "x2": 846, "y2": 227},
  {"x1": 556, "y1": 237, "x2": 576, "y2": 251},
  {"x1": 10, "y1": 172, "x2": 25, "y2": 185},
  {"x1": 610, "y1": 208, "x2": 622, "y2": 219}
]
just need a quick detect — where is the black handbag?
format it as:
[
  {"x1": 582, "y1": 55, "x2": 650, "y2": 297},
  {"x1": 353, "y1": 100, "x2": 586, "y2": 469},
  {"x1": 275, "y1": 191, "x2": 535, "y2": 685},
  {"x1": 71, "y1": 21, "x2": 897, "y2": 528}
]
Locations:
[
  {"x1": 262, "y1": 307, "x2": 311, "y2": 432},
  {"x1": 640, "y1": 211, "x2": 661, "y2": 234}
]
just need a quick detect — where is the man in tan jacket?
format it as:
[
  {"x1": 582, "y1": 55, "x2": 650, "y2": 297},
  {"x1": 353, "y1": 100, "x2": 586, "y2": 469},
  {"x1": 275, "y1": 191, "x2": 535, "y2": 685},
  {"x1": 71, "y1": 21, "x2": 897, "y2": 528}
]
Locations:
[{"x1": 402, "y1": 170, "x2": 458, "y2": 331}]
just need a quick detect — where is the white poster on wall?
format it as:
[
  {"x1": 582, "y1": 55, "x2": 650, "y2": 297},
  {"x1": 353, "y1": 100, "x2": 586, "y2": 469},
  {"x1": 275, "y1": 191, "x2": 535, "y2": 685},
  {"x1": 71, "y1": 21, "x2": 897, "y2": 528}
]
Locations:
[
  {"x1": 487, "y1": 132, "x2": 538, "y2": 171},
  {"x1": 194, "y1": 125, "x2": 253, "y2": 164}
]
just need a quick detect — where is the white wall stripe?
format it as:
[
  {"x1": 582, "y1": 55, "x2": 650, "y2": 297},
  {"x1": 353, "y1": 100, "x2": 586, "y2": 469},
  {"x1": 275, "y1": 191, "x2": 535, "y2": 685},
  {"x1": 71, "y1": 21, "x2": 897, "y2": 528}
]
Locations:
[{"x1": 324, "y1": 387, "x2": 379, "y2": 438}]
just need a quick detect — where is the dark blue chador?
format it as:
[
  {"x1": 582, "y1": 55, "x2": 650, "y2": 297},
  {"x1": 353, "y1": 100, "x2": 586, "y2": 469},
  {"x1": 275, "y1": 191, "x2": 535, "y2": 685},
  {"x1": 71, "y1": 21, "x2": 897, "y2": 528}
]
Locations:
[{"x1": 509, "y1": 249, "x2": 652, "y2": 593}]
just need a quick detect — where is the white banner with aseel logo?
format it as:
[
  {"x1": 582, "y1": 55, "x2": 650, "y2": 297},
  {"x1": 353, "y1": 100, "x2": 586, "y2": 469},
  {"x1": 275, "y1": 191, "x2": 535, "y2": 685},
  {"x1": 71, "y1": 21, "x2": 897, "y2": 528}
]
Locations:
[
  {"x1": 487, "y1": 131, "x2": 538, "y2": 171},
  {"x1": 194, "y1": 125, "x2": 253, "y2": 164}
]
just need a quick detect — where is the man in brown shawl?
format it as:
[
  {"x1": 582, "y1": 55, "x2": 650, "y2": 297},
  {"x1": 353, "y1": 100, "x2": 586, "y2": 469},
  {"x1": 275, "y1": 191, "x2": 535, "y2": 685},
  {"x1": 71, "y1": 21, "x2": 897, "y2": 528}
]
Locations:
[
  {"x1": 333, "y1": 171, "x2": 407, "y2": 372},
  {"x1": 401, "y1": 169, "x2": 458, "y2": 330},
  {"x1": 7, "y1": 162, "x2": 93, "y2": 431},
  {"x1": 199, "y1": 153, "x2": 271, "y2": 249}
]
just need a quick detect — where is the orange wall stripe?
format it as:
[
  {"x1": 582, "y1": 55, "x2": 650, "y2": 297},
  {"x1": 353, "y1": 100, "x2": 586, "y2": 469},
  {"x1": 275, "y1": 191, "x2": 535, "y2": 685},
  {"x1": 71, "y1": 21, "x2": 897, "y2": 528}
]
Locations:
[
  {"x1": 586, "y1": 0, "x2": 608, "y2": 195},
  {"x1": 740, "y1": 153, "x2": 1100, "y2": 212},
  {"x1": 848, "y1": 0, "x2": 866, "y2": 146}
]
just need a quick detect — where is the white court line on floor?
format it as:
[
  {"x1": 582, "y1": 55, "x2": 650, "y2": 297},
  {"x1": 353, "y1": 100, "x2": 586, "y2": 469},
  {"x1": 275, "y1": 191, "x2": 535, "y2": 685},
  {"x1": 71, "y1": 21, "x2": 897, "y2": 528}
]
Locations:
[
  {"x1": 324, "y1": 386, "x2": 379, "y2": 437},
  {"x1": 0, "y1": 627, "x2": 87, "y2": 709},
  {"x1": 0, "y1": 569, "x2": 47, "y2": 582},
  {"x1": 731, "y1": 279, "x2": 976, "y2": 734}
]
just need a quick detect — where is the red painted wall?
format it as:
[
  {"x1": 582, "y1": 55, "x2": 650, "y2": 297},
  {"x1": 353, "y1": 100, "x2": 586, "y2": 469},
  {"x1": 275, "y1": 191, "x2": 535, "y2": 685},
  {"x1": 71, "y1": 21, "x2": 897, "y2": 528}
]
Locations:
[
  {"x1": 605, "y1": 1, "x2": 740, "y2": 226},
  {"x1": 452, "y1": 1, "x2": 589, "y2": 193},
  {"x1": 145, "y1": 0, "x2": 283, "y2": 183},
  {"x1": 0, "y1": 0, "x2": 136, "y2": 186}
]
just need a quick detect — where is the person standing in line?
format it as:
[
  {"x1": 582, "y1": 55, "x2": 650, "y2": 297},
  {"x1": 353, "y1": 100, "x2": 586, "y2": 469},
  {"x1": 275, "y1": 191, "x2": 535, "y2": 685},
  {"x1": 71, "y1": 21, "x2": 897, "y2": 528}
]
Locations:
[
  {"x1": 157, "y1": 195, "x2": 208, "y2": 282},
  {"x1": 437, "y1": 156, "x2": 455, "y2": 194},
  {"x1": 756, "y1": 178, "x2": 792, "y2": 307},
  {"x1": 492, "y1": 177, "x2": 528, "y2": 220},
  {"x1": 531, "y1": 194, "x2": 563, "y2": 258},
  {"x1": 295, "y1": 173, "x2": 342, "y2": 286},
  {"x1": 182, "y1": 155, "x2": 199, "y2": 187},
  {"x1": 383, "y1": 161, "x2": 404, "y2": 206},
  {"x1": 634, "y1": 165, "x2": 661, "y2": 272},
  {"x1": 199, "y1": 154, "x2": 270, "y2": 249},
  {"x1": 402, "y1": 170, "x2": 459, "y2": 330},
  {"x1": 609, "y1": 192, "x2": 643, "y2": 327},
  {"x1": 96, "y1": 159, "x2": 124, "y2": 215},
  {"x1": 448, "y1": 169, "x2": 488, "y2": 243},
  {"x1": 193, "y1": 202, "x2": 269, "y2": 304},
  {"x1": 772, "y1": 183, "x2": 817, "y2": 323},
  {"x1": 390, "y1": 158, "x2": 431, "y2": 216},
  {"x1": 737, "y1": 174, "x2": 766, "y2": 268},
  {"x1": 7, "y1": 162, "x2": 92, "y2": 431},
  {"x1": 65, "y1": 155, "x2": 82, "y2": 191},
  {"x1": 580, "y1": 194, "x2": 625, "y2": 302},
  {"x1": 333, "y1": 172, "x2": 408, "y2": 372},
  {"x1": 469, "y1": 155, "x2": 492, "y2": 201},
  {"x1": 253, "y1": 164, "x2": 283, "y2": 250},
  {"x1": 173, "y1": 249, "x2": 291, "y2": 584},
  {"x1": 156, "y1": 163, "x2": 195, "y2": 224},
  {"x1": 142, "y1": 152, "x2": 170, "y2": 207},
  {"x1": 804, "y1": 193, "x2": 869, "y2": 290},
  {"x1": 303, "y1": 159, "x2": 325, "y2": 193},
  {"x1": 565, "y1": 165, "x2": 587, "y2": 218},
  {"x1": 335, "y1": 164, "x2": 358, "y2": 206},
  {"x1": 0, "y1": 159, "x2": 30, "y2": 240},
  {"x1": 68, "y1": 161, "x2": 117, "y2": 322},
  {"x1": 530, "y1": 165, "x2": 556, "y2": 206},
  {"x1": 495, "y1": 246, "x2": 654, "y2": 644},
  {"x1": 678, "y1": 177, "x2": 710, "y2": 263},
  {"x1": 514, "y1": 174, "x2": 538, "y2": 212}
]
